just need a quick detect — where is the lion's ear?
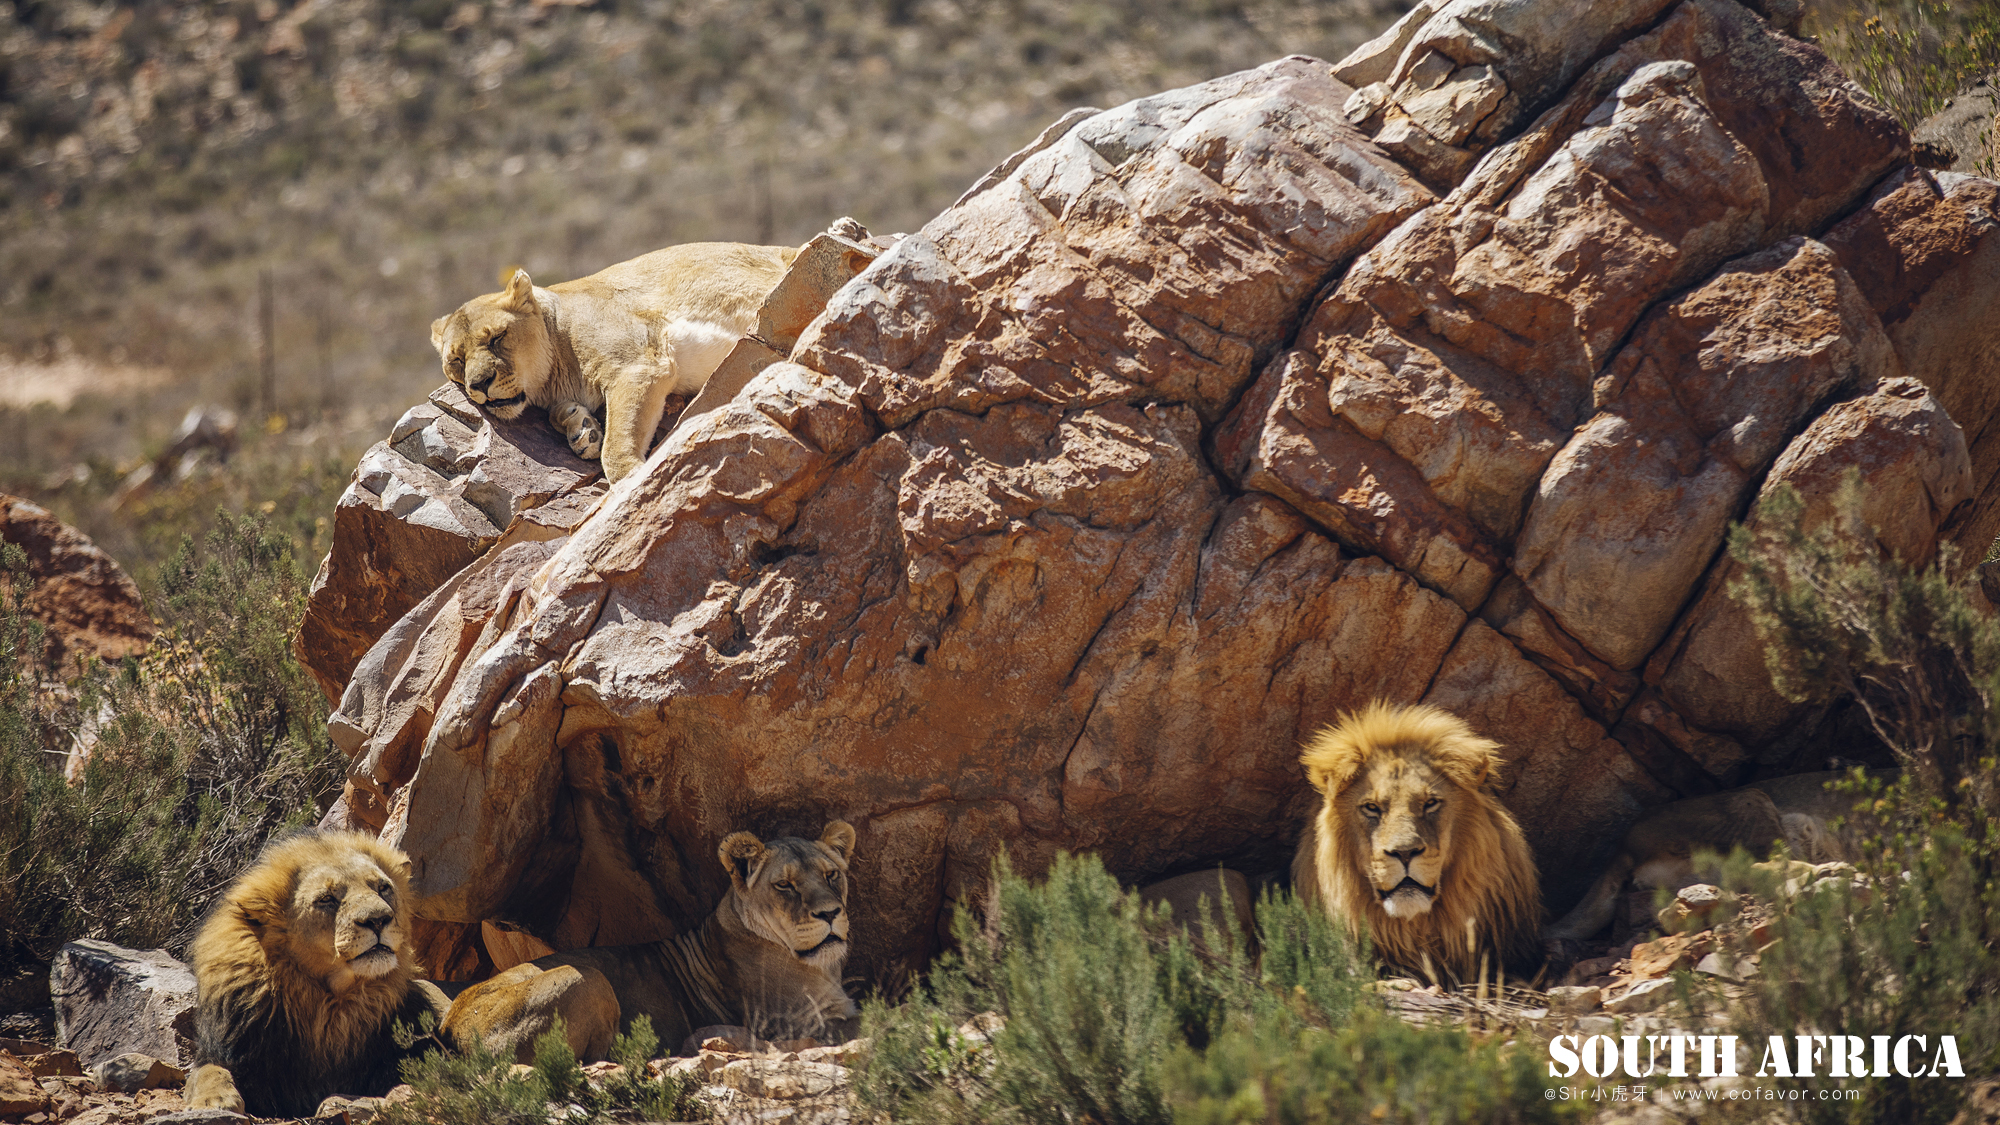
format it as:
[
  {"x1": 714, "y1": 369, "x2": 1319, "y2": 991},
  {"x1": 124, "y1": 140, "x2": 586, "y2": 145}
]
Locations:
[
  {"x1": 1437, "y1": 735, "x2": 1503, "y2": 792},
  {"x1": 501, "y1": 268, "x2": 536, "y2": 313},
  {"x1": 719, "y1": 832, "x2": 768, "y2": 886},
  {"x1": 430, "y1": 315, "x2": 450, "y2": 356},
  {"x1": 1300, "y1": 728, "x2": 1362, "y2": 796},
  {"x1": 819, "y1": 820, "x2": 856, "y2": 862}
]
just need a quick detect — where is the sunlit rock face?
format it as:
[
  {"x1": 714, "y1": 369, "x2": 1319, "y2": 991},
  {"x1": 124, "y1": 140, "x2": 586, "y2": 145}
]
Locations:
[{"x1": 302, "y1": 12, "x2": 2000, "y2": 991}]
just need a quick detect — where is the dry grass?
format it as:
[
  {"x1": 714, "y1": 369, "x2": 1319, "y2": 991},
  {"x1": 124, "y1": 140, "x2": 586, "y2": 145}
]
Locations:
[{"x1": 0, "y1": 0, "x2": 1403, "y2": 586}]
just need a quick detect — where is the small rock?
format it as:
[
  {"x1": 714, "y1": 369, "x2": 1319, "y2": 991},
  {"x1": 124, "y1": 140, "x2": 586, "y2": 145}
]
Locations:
[
  {"x1": 1676, "y1": 884, "x2": 1725, "y2": 912},
  {"x1": 717, "y1": 1059, "x2": 844, "y2": 1100},
  {"x1": 1573, "y1": 1015, "x2": 1619, "y2": 1036},
  {"x1": 797, "y1": 1039, "x2": 869, "y2": 1067},
  {"x1": 314, "y1": 1094, "x2": 392, "y2": 1124},
  {"x1": 14, "y1": 1049, "x2": 80, "y2": 1078},
  {"x1": 92, "y1": 1052, "x2": 184, "y2": 1092},
  {"x1": 51, "y1": 941, "x2": 196, "y2": 1069},
  {"x1": 146, "y1": 1110, "x2": 252, "y2": 1125},
  {"x1": 956, "y1": 1013, "x2": 1004, "y2": 1045},
  {"x1": 1545, "y1": 986, "x2": 1602, "y2": 1015},
  {"x1": 1603, "y1": 977, "x2": 1677, "y2": 1015},
  {"x1": 580, "y1": 1061, "x2": 626, "y2": 1082},
  {"x1": 1628, "y1": 933, "x2": 1709, "y2": 979},
  {"x1": 1369, "y1": 977, "x2": 1423, "y2": 992},
  {"x1": 0, "y1": 1052, "x2": 50, "y2": 1117},
  {"x1": 682, "y1": 1024, "x2": 756, "y2": 1056},
  {"x1": 1694, "y1": 951, "x2": 1756, "y2": 982},
  {"x1": 1659, "y1": 884, "x2": 1735, "y2": 932},
  {"x1": 652, "y1": 1057, "x2": 704, "y2": 1081}
]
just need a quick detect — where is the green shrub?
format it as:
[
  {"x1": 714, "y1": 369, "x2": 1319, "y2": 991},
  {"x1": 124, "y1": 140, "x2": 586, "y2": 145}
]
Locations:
[
  {"x1": 0, "y1": 511, "x2": 341, "y2": 969},
  {"x1": 1714, "y1": 477, "x2": 2000, "y2": 1123},
  {"x1": 382, "y1": 1014, "x2": 563, "y2": 1125},
  {"x1": 857, "y1": 854, "x2": 1575, "y2": 1125},
  {"x1": 1808, "y1": 0, "x2": 2000, "y2": 175},
  {"x1": 383, "y1": 1014, "x2": 708, "y2": 1125},
  {"x1": 1728, "y1": 477, "x2": 2000, "y2": 814}
]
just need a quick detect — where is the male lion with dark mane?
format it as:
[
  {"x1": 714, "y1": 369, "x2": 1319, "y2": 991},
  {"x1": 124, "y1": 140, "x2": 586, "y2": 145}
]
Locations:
[
  {"x1": 444, "y1": 821, "x2": 860, "y2": 1059},
  {"x1": 1292, "y1": 702, "x2": 1542, "y2": 982},
  {"x1": 182, "y1": 831, "x2": 455, "y2": 1117}
]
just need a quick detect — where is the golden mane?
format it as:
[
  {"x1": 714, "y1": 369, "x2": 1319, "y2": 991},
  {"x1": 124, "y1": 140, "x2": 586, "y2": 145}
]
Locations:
[
  {"x1": 190, "y1": 831, "x2": 417, "y2": 1082},
  {"x1": 1294, "y1": 702, "x2": 1542, "y2": 981}
]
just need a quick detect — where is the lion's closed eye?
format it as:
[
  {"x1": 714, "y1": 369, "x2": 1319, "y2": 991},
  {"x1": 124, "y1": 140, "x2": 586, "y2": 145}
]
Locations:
[{"x1": 314, "y1": 894, "x2": 339, "y2": 912}]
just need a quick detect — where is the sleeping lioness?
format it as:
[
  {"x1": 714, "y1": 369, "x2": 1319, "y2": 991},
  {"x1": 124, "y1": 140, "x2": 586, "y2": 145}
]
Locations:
[
  {"x1": 443, "y1": 821, "x2": 859, "y2": 1059},
  {"x1": 431, "y1": 241, "x2": 799, "y2": 482}
]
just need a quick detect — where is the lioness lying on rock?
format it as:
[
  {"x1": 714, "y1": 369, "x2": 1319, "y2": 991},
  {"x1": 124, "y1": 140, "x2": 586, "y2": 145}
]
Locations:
[
  {"x1": 445, "y1": 821, "x2": 860, "y2": 1060},
  {"x1": 431, "y1": 240, "x2": 798, "y2": 482}
]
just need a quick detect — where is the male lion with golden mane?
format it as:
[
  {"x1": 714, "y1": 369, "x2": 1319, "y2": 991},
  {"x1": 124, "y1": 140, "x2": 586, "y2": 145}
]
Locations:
[
  {"x1": 431, "y1": 241, "x2": 799, "y2": 482},
  {"x1": 444, "y1": 821, "x2": 860, "y2": 1059},
  {"x1": 183, "y1": 830, "x2": 455, "y2": 1117},
  {"x1": 1292, "y1": 702, "x2": 1542, "y2": 982}
]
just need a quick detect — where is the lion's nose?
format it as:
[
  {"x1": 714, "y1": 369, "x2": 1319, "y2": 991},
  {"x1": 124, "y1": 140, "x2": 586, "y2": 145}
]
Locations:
[
  {"x1": 812, "y1": 906, "x2": 843, "y2": 924},
  {"x1": 1385, "y1": 845, "x2": 1425, "y2": 865},
  {"x1": 357, "y1": 911, "x2": 392, "y2": 936}
]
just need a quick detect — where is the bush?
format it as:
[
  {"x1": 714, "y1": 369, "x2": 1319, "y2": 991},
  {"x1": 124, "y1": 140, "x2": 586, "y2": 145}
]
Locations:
[
  {"x1": 1809, "y1": 0, "x2": 2000, "y2": 174},
  {"x1": 1728, "y1": 477, "x2": 1999, "y2": 814},
  {"x1": 381, "y1": 1014, "x2": 708, "y2": 1125},
  {"x1": 857, "y1": 854, "x2": 1575, "y2": 1125},
  {"x1": 1713, "y1": 477, "x2": 2000, "y2": 1123},
  {"x1": 0, "y1": 510, "x2": 341, "y2": 970}
]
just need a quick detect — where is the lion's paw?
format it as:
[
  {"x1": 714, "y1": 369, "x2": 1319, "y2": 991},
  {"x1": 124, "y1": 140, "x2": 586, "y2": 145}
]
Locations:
[{"x1": 551, "y1": 402, "x2": 603, "y2": 461}]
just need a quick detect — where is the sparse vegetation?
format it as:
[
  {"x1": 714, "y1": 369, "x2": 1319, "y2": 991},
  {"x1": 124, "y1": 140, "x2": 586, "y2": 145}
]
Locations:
[
  {"x1": 1808, "y1": 0, "x2": 2000, "y2": 173},
  {"x1": 383, "y1": 1014, "x2": 709, "y2": 1125},
  {"x1": 0, "y1": 509, "x2": 340, "y2": 970},
  {"x1": 1703, "y1": 477, "x2": 2000, "y2": 1123},
  {"x1": 858, "y1": 853, "x2": 1574, "y2": 1125}
]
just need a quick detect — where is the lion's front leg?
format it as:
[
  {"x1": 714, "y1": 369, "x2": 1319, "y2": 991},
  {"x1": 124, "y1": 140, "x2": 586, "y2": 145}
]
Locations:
[
  {"x1": 442, "y1": 962, "x2": 621, "y2": 1064},
  {"x1": 183, "y1": 1064, "x2": 247, "y2": 1113},
  {"x1": 600, "y1": 368, "x2": 672, "y2": 484},
  {"x1": 549, "y1": 400, "x2": 604, "y2": 462}
]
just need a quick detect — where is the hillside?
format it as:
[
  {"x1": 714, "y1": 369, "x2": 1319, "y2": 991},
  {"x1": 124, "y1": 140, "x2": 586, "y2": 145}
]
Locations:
[{"x1": 0, "y1": 0, "x2": 1405, "y2": 579}]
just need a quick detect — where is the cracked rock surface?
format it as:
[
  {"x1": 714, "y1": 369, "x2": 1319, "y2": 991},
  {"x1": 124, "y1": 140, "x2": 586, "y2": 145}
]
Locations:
[{"x1": 304, "y1": 11, "x2": 2000, "y2": 991}]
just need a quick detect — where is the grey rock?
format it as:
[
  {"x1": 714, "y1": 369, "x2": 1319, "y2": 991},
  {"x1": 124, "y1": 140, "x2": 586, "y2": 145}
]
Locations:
[
  {"x1": 51, "y1": 940, "x2": 195, "y2": 1069},
  {"x1": 91, "y1": 1051, "x2": 183, "y2": 1092}
]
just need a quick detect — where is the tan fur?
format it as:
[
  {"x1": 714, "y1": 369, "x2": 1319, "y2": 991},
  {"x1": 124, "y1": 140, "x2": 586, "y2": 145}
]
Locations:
[
  {"x1": 1292, "y1": 702, "x2": 1542, "y2": 982},
  {"x1": 1545, "y1": 771, "x2": 1883, "y2": 942},
  {"x1": 184, "y1": 831, "x2": 451, "y2": 1117},
  {"x1": 430, "y1": 242, "x2": 799, "y2": 481},
  {"x1": 444, "y1": 821, "x2": 859, "y2": 1060}
]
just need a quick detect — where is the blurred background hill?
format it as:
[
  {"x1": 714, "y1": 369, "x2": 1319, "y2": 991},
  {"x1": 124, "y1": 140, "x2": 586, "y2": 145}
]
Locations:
[{"x1": 0, "y1": 0, "x2": 1405, "y2": 585}]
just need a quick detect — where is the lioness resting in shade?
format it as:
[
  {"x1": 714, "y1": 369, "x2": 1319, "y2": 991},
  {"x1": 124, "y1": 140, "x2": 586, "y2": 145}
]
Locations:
[
  {"x1": 431, "y1": 241, "x2": 798, "y2": 482},
  {"x1": 444, "y1": 821, "x2": 860, "y2": 1059}
]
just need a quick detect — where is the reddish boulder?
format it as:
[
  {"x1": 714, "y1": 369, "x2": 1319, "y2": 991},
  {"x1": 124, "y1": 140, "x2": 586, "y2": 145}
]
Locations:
[
  {"x1": 296, "y1": 383, "x2": 602, "y2": 702},
  {"x1": 302, "y1": 17, "x2": 2000, "y2": 989},
  {"x1": 0, "y1": 495, "x2": 152, "y2": 674}
]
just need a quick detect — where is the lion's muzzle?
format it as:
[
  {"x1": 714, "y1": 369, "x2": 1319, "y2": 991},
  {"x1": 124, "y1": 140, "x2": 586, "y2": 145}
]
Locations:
[{"x1": 1378, "y1": 876, "x2": 1436, "y2": 918}]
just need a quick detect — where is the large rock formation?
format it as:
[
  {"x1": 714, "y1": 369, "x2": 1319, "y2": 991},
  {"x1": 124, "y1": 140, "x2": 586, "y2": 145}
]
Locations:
[{"x1": 303, "y1": 1, "x2": 2000, "y2": 990}]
